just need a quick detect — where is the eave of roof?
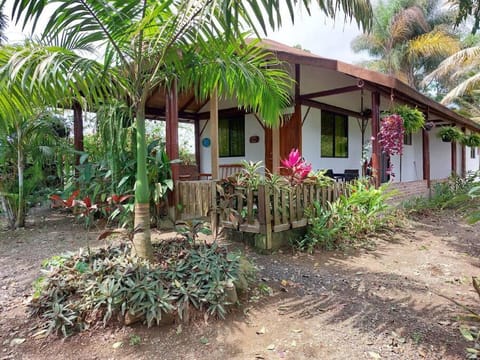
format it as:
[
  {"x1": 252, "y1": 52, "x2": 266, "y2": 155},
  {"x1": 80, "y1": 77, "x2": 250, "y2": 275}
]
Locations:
[{"x1": 257, "y1": 39, "x2": 480, "y2": 131}]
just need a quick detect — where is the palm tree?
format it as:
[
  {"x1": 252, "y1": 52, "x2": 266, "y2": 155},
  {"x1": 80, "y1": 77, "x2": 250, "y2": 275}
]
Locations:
[
  {"x1": 3, "y1": 0, "x2": 372, "y2": 259},
  {"x1": 351, "y1": 0, "x2": 460, "y2": 89},
  {"x1": 0, "y1": 109, "x2": 59, "y2": 228}
]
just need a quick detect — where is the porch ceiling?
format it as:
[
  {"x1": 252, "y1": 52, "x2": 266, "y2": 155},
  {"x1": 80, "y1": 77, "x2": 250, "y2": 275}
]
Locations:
[{"x1": 145, "y1": 87, "x2": 206, "y2": 122}]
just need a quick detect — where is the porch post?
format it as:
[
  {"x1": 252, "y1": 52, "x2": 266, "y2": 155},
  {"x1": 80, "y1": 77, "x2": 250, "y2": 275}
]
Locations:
[
  {"x1": 371, "y1": 91, "x2": 381, "y2": 187},
  {"x1": 73, "y1": 100, "x2": 83, "y2": 166},
  {"x1": 451, "y1": 138, "x2": 457, "y2": 175},
  {"x1": 166, "y1": 79, "x2": 179, "y2": 208},
  {"x1": 194, "y1": 118, "x2": 201, "y2": 173},
  {"x1": 422, "y1": 128, "x2": 430, "y2": 188},
  {"x1": 461, "y1": 127, "x2": 466, "y2": 177},
  {"x1": 294, "y1": 63, "x2": 302, "y2": 154},
  {"x1": 272, "y1": 127, "x2": 280, "y2": 174},
  {"x1": 210, "y1": 89, "x2": 219, "y2": 179}
]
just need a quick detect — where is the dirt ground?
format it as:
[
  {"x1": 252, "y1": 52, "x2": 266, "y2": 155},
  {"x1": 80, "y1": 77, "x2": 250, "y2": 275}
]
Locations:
[{"x1": 1, "y1": 208, "x2": 479, "y2": 360}]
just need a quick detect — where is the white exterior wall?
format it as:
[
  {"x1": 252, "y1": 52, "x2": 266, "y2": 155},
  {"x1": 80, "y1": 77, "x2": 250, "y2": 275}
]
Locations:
[
  {"x1": 430, "y1": 127, "x2": 452, "y2": 180},
  {"x1": 465, "y1": 129, "x2": 480, "y2": 174},
  {"x1": 302, "y1": 106, "x2": 368, "y2": 174},
  {"x1": 390, "y1": 131, "x2": 423, "y2": 182},
  {"x1": 198, "y1": 113, "x2": 264, "y2": 174}
]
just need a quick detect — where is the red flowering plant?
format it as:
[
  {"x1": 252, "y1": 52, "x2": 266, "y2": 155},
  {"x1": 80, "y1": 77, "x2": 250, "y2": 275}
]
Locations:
[
  {"x1": 281, "y1": 148, "x2": 312, "y2": 186},
  {"x1": 378, "y1": 114, "x2": 405, "y2": 177}
]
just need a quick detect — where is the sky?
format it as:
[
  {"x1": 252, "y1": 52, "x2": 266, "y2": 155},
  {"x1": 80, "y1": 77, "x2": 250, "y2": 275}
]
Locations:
[{"x1": 2, "y1": 1, "x2": 370, "y2": 64}]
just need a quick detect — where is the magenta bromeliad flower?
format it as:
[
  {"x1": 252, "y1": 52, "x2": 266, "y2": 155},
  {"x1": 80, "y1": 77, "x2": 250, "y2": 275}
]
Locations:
[{"x1": 281, "y1": 148, "x2": 312, "y2": 185}]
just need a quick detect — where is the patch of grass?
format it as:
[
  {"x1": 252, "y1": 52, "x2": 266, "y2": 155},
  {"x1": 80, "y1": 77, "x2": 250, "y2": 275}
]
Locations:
[{"x1": 129, "y1": 334, "x2": 141, "y2": 346}]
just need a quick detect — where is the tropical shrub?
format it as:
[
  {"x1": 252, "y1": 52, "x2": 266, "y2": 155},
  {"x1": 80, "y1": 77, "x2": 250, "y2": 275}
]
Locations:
[
  {"x1": 298, "y1": 180, "x2": 396, "y2": 252},
  {"x1": 403, "y1": 171, "x2": 480, "y2": 215},
  {"x1": 281, "y1": 148, "x2": 312, "y2": 186},
  {"x1": 30, "y1": 240, "x2": 252, "y2": 337}
]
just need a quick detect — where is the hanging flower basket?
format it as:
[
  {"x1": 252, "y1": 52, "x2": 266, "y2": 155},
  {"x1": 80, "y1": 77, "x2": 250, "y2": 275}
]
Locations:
[
  {"x1": 462, "y1": 133, "x2": 480, "y2": 147},
  {"x1": 438, "y1": 126, "x2": 463, "y2": 143},
  {"x1": 390, "y1": 105, "x2": 425, "y2": 134}
]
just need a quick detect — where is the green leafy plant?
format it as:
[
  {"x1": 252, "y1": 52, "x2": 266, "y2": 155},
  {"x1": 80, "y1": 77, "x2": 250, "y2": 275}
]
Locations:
[
  {"x1": 463, "y1": 133, "x2": 480, "y2": 147},
  {"x1": 438, "y1": 126, "x2": 464, "y2": 142},
  {"x1": 30, "y1": 240, "x2": 253, "y2": 337},
  {"x1": 391, "y1": 105, "x2": 425, "y2": 134},
  {"x1": 175, "y1": 219, "x2": 212, "y2": 245},
  {"x1": 297, "y1": 180, "x2": 396, "y2": 252}
]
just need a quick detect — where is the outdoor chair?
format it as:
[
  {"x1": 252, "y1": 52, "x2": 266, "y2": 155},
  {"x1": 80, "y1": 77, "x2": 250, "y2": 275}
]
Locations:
[
  {"x1": 344, "y1": 169, "x2": 359, "y2": 182},
  {"x1": 324, "y1": 169, "x2": 335, "y2": 179}
]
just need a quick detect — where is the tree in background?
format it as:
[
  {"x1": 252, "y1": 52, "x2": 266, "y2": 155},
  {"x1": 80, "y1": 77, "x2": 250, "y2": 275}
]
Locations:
[
  {"x1": 0, "y1": 109, "x2": 62, "y2": 228},
  {"x1": 351, "y1": 0, "x2": 460, "y2": 89},
  {"x1": 3, "y1": 0, "x2": 372, "y2": 259},
  {"x1": 421, "y1": 1, "x2": 480, "y2": 108}
]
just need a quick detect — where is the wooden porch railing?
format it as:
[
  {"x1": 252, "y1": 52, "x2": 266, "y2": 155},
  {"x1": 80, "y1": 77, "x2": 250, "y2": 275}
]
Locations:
[{"x1": 176, "y1": 180, "x2": 349, "y2": 247}]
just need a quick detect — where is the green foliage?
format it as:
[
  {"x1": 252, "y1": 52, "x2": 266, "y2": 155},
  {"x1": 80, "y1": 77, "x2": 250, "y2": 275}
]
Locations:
[
  {"x1": 30, "y1": 241, "x2": 253, "y2": 336},
  {"x1": 175, "y1": 219, "x2": 212, "y2": 245},
  {"x1": 391, "y1": 105, "x2": 425, "y2": 133},
  {"x1": 403, "y1": 171, "x2": 480, "y2": 214},
  {"x1": 438, "y1": 126, "x2": 464, "y2": 142},
  {"x1": 463, "y1": 133, "x2": 480, "y2": 147},
  {"x1": 129, "y1": 335, "x2": 142, "y2": 346},
  {"x1": 298, "y1": 180, "x2": 396, "y2": 252}
]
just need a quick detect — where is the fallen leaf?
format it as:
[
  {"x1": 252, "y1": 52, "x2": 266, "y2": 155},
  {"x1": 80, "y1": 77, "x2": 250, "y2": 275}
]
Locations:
[
  {"x1": 10, "y1": 338, "x2": 25, "y2": 346},
  {"x1": 112, "y1": 341, "x2": 123, "y2": 349}
]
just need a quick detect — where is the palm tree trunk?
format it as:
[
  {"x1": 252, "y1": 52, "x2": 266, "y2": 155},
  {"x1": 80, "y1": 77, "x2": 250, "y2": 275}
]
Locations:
[
  {"x1": 132, "y1": 101, "x2": 153, "y2": 259},
  {"x1": 0, "y1": 195, "x2": 14, "y2": 228},
  {"x1": 15, "y1": 130, "x2": 25, "y2": 228}
]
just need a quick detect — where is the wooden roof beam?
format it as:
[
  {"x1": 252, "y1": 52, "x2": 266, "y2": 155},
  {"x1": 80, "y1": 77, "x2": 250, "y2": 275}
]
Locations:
[
  {"x1": 301, "y1": 83, "x2": 364, "y2": 100},
  {"x1": 300, "y1": 98, "x2": 362, "y2": 118}
]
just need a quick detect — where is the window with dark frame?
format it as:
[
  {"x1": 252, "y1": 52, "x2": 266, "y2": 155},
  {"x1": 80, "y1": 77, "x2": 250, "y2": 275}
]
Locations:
[
  {"x1": 471, "y1": 147, "x2": 476, "y2": 159},
  {"x1": 321, "y1": 111, "x2": 348, "y2": 158},
  {"x1": 219, "y1": 115, "x2": 245, "y2": 157},
  {"x1": 403, "y1": 132, "x2": 412, "y2": 145}
]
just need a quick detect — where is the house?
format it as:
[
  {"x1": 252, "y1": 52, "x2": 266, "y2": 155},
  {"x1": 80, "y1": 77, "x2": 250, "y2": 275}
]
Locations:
[
  {"x1": 71, "y1": 39, "x2": 480, "y2": 200},
  {"x1": 187, "y1": 39, "x2": 480, "y2": 199}
]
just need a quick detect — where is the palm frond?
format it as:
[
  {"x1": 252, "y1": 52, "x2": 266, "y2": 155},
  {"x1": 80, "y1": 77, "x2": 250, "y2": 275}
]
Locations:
[
  {"x1": 441, "y1": 72, "x2": 480, "y2": 104},
  {"x1": 422, "y1": 46, "x2": 480, "y2": 86},
  {"x1": 407, "y1": 30, "x2": 460, "y2": 61}
]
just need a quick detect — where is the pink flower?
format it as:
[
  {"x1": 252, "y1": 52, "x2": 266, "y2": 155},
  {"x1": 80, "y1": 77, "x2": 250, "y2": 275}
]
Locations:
[
  {"x1": 281, "y1": 148, "x2": 312, "y2": 185},
  {"x1": 281, "y1": 148, "x2": 301, "y2": 168}
]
